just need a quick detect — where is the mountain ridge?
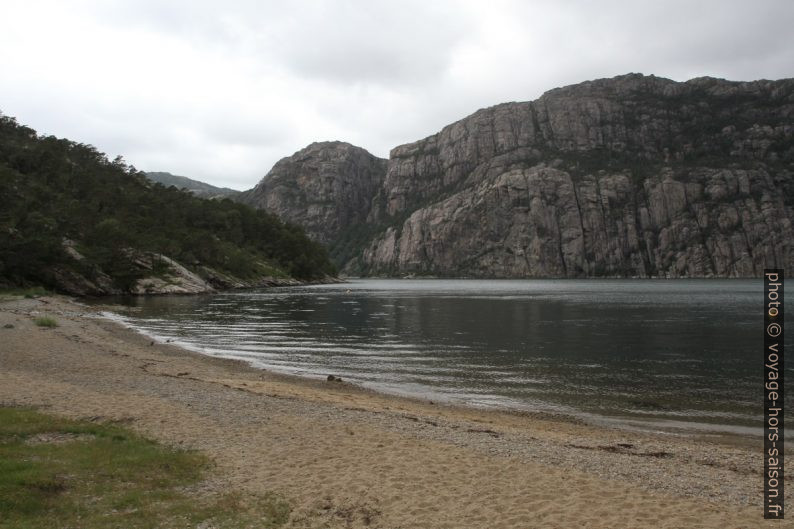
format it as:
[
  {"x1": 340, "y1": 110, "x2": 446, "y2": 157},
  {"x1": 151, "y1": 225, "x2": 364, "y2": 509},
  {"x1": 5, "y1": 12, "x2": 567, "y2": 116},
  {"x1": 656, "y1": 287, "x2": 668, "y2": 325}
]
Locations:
[
  {"x1": 241, "y1": 73, "x2": 794, "y2": 278},
  {"x1": 145, "y1": 171, "x2": 240, "y2": 199}
]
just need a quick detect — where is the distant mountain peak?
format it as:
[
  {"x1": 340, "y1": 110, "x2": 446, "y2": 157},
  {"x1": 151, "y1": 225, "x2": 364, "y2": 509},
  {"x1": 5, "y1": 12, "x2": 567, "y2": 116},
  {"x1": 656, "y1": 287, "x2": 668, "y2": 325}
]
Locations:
[
  {"x1": 237, "y1": 142, "x2": 387, "y2": 248},
  {"x1": 145, "y1": 171, "x2": 240, "y2": 199}
]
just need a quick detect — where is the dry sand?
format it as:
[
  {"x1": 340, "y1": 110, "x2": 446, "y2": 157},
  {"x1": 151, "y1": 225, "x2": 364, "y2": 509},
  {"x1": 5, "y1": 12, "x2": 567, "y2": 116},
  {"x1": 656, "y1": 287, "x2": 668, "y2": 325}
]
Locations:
[{"x1": 0, "y1": 295, "x2": 788, "y2": 528}]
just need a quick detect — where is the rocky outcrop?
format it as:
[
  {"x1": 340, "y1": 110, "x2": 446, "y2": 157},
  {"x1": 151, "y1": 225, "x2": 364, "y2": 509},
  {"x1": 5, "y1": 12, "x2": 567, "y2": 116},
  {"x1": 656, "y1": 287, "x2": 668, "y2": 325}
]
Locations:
[
  {"x1": 48, "y1": 240, "x2": 122, "y2": 296},
  {"x1": 128, "y1": 253, "x2": 215, "y2": 295},
  {"x1": 50, "y1": 266, "x2": 121, "y2": 297},
  {"x1": 245, "y1": 74, "x2": 794, "y2": 278},
  {"x1": 47, "y1": 245, "x2": 330, "y2": 296},
  {"x1": 238, "y1": 142, "x2": 387, "y2": 245}
]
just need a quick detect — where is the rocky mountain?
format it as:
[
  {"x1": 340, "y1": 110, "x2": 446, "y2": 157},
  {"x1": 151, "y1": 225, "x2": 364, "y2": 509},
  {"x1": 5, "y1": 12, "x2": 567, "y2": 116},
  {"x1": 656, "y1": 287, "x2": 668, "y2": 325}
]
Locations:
[
  {"x1": 242, "y1": 74, "x2": 794, "y2": 278},
  {"x1": 237, "y1": 141, "x2": 388, "y2": 264},
  {"x1": 145, "y1": 171, "x2": 240, "y2": 199}
]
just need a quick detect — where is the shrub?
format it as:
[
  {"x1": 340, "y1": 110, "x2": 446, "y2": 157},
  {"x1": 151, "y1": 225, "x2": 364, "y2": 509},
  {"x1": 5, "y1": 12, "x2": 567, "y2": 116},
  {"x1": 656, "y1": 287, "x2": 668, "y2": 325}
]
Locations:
[{"x1": 33, "y1": 316, "x2": 57, "y2": 328}]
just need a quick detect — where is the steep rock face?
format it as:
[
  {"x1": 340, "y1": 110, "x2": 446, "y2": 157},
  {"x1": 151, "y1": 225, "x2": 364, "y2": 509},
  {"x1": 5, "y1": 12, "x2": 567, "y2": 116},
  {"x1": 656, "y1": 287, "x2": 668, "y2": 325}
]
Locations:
[
  {"x1": 244, "y1": 74, "x2": 794, "y2": 277},
  {"x1": 360, "y1": 74, "x2": 794, "y2": 277},
  {"x1": 375, "y1": 75, "x2": 794, "y2": 220},
  {"x1": 238, "y1": 142, "x2": 387, "y2": 245},
  {"x1": 363, "y1": 165, "x2": 792, "y2": 277}
]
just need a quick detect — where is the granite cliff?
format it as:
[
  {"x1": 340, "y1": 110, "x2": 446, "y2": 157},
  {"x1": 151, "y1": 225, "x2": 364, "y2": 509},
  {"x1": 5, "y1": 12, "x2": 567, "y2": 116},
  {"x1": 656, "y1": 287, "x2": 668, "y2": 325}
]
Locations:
[
  {"x1": 242, "y1": 74, "x2": 794, "y2": 278},
  {"x1": 238, "y1": 142, "x2": 387, "y2": 259}
]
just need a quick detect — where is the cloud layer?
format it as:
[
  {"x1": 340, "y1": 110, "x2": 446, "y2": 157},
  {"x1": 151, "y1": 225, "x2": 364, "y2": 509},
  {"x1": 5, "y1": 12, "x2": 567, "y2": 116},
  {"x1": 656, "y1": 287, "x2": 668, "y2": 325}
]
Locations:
[{"x1": 1, "y1": 0, "x2": 792, "y2": 189}]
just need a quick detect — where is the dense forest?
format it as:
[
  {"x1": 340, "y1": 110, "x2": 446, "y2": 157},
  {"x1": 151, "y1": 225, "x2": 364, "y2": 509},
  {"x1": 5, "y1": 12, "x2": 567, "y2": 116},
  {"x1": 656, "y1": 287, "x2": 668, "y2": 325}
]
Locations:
[{"x1": 0, "y1": 112, "x2": 336, "y2": 294}]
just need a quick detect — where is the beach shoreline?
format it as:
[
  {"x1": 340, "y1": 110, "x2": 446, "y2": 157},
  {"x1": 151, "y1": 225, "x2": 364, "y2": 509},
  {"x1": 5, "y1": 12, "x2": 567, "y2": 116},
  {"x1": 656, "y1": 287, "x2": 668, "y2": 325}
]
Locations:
[
  {"x1": 0, "y1": 295, "x2": 785, "y2": 528},
  {"x1": 98, "y1": 297, "x2": 764, "y2": 446}
]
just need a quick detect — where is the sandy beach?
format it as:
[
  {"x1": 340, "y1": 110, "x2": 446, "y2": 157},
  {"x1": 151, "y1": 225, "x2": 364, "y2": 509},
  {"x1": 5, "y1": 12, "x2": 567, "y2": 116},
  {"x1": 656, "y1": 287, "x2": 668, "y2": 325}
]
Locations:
[{"x1": 0, "y1": 295, "x2": 787, "y2": 529}]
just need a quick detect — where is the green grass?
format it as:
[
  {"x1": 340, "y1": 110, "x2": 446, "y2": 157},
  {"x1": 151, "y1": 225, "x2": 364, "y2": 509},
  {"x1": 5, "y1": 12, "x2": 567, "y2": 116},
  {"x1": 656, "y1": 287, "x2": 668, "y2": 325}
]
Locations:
[
  {"x1": 33, "y1": 316, "x2": 58, "y2": 328},
  {"x1": 0, "y1": 286, "x2": 49, "y2": 301},
  {"x1": 0, "y1": 407, "x2": 290, "y2": 529},
  {"x1": 22, "y1": 286, "x2": 48, "y2": 299}
]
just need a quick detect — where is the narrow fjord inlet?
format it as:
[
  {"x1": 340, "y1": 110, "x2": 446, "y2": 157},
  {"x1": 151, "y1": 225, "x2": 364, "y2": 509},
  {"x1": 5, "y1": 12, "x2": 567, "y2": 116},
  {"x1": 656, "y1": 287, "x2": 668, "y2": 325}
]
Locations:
[{"x1": 107, "y1": 279, "x2": 790, "y2": 435}]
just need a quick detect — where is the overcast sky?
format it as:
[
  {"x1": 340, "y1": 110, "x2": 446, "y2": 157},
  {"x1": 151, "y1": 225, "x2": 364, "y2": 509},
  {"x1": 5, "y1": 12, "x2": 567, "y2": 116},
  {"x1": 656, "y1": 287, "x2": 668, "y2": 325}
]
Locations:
[{"x1": 1, "y1": 0, "x2": 792, "y2": 190}]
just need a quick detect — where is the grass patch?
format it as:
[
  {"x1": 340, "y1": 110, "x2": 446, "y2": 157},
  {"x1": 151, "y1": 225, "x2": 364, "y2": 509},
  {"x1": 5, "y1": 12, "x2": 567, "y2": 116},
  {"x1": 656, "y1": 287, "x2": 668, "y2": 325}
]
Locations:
[
  {"x1": 33, "y1": 316, "x2": 58, "y2": 328},
  {"x1": 0, "y1": 286, "x2": 49, "y2": 301},
  {"x1": 0, "y1": 407, "x2": 290, "y2": 529},
  {"x1": 22, "y1": 286, "x2": 49, "y2": 299}
]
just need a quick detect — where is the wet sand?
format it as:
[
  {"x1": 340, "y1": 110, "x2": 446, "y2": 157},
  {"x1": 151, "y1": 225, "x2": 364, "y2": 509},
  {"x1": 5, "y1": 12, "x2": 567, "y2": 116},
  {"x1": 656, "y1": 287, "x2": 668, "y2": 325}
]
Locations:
[{"x1": 0, "y1": 296, "x2": 787, "y2": 528}]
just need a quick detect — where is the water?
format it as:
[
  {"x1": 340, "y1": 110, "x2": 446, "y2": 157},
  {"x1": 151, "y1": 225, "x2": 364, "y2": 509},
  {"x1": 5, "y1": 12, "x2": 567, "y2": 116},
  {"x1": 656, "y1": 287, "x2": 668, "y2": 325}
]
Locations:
[{"x1": 99, "y1": 279, "x2": 792, "y2": 434}]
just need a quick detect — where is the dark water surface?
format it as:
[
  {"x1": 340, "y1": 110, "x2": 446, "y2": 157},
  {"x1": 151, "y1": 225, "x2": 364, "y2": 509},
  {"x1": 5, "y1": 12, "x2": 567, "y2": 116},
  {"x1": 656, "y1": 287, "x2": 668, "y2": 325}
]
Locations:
[{"x1": 100, "y1": 279, "x2": 792, "y2": 435}]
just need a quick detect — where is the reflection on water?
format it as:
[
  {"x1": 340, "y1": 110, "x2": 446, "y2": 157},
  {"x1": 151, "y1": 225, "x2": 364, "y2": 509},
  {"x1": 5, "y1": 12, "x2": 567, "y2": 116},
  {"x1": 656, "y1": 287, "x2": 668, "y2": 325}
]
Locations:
[{"x1": 98, "y1": 279, "x2": 792, "y2": 432}]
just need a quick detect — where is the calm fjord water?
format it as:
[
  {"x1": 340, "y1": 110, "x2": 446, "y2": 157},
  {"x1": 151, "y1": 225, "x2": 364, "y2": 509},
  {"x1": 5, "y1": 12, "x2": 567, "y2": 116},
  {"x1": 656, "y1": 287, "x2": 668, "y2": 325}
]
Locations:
[{"x1": 107, "y1": 279, "x2": 791, "y2": 434}]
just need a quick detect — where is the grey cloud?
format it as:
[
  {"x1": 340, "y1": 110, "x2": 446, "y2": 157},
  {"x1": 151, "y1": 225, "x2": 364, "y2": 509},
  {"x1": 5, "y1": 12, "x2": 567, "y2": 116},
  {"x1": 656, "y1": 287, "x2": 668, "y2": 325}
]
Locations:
[
  {"x1": 266, "y1": 1, "x2": 473, "y2": 86},
  {"x1": 1, "y1": 0, "x2": 792, "y2": 191}
]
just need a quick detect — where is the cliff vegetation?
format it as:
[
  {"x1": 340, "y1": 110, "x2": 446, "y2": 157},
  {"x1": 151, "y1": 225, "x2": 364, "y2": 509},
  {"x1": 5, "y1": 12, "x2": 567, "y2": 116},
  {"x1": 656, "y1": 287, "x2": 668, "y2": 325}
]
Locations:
[{"x1": 0, "y1": 114, "x2": 336, "y2": 295}]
